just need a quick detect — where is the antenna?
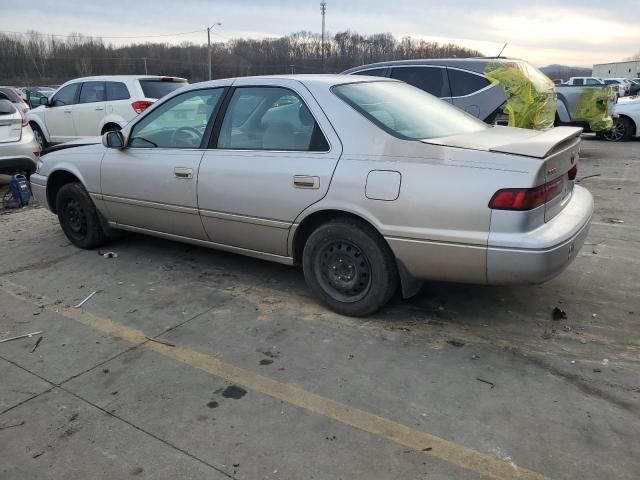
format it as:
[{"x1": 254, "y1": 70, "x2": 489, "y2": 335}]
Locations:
[
  {"x1": 321, "y1": 1, "x2": 327, "y2": 71},
  {"x1": 497, "y1": 43, "x2": 507, "y2": 58}
]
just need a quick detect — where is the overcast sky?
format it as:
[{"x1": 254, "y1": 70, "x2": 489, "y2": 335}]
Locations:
[{"x1": 4, "y1": 0, "x2": 639, "y2": 67}]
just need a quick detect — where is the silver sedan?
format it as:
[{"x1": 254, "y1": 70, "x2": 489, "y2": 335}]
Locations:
[{"x1": 30, "y1": 75, "x2": 593, "y2": 316}]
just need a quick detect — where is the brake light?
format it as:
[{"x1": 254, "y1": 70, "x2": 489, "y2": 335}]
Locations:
[
  {"x1": 568, "y1": 164, "x2": 578, "y2": 180},
  {"x1": 19, "y1": 109, "x2": 27, "y2": 127},
  {"x1": 489, "y1": 176, "x2": 565, "y2": 211},
  {"x1": 161, "y1": 77, "x2": 175, "y2": 82},
  {"x1": 132, "y1": 100, "x2": 154, "y2": 114}
]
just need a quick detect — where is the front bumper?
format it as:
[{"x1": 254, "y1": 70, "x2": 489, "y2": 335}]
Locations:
[
  {"x1": 30, "y1": 173, "x2": 48, "y2": 209},
  {"x1": 487, "y1": 185, "x2": 593, "y2": 284}
]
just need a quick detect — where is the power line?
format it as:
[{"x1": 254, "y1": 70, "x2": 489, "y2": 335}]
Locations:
[{"x1": 0, "y1": 28, "x2": 207, "y2": 40}]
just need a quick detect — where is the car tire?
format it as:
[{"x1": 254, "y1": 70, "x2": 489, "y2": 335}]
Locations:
[
  {"x1": 302, "y1": 218, "x2": 398, "y2": 317},
  {"x1": 31, "y1": 123, "x2": 47, "y2": 150},
  {"x1": 603, "y1": 116, "x2": 634, "y2": 142},
  {"x1": 56, "y1": 182, "x2": 108, "y2": 249}
]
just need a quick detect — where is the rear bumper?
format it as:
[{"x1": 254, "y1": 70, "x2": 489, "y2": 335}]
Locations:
[
  {"x1": 486, "y1": 185, "x2": 593, "y2": 284},
  {"x1": 0, "y1": 128, "x2": 39, "y2": 175}
]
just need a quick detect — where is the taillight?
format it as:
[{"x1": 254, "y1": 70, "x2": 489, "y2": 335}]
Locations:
[
  {"x1": 568, "y1": 164, "x2": 578, "y2": 180},
  {"x1": 489, "y1": 176, "x2": 565, "y2": 211},
  {"x1": 132, "y1": 100, "x2": 154, "y2": 114},
  {"x1": 19, "y1": 109, "x2": 27, "y2": 127}
]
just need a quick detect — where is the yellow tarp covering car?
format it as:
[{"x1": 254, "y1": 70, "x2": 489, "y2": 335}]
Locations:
[
  {"x1": 484, "y1": 60, "x2": 557, "y2": 130},
  {"x1": 568, "y1": 88, "x2": 614, "y2": 132}
]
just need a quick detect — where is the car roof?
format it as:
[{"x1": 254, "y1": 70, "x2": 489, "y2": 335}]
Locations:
[
  {"x1": 62, "y1": 75, "x2": 188, "y2": 84},
  {"x1": 341, "y1": 57, "x2": 527, "y2": 75},
  {"x1": 183, "y1": 74, "x2": 397, "y2": 91}
]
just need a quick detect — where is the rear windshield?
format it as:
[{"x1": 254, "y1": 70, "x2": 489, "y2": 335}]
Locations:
[
  {"x1": 0, "y1": 87, "x2": 22, "y2": 103},
  {"x1": 139, "y1": 79, "x2": 187, "y2": 99},
  {"x1": 333, "y1": 81, "x2": 487, "y2": 140}
]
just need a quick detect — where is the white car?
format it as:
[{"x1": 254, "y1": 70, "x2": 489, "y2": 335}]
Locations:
[
  {"x1": 603, "y1": 95, "x2": 639, "y2": 141},
  {"x1": 27, "y1": 75, "x2": 188, "y2": 149},
  {"x1": 603, "y1": 78, "x2": 631, "y2": 97}
]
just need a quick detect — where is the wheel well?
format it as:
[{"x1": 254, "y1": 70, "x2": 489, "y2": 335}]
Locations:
[
  {"x1": 292, "y1": 210, "x2": 382, "y2": 263},
  {"x1": 47, "y1": 171, "x2": 80, "y2": 214},
  {"x1": 101, "y1": 123, "x2": 122, "y2": 135},
  {"x1": 29, "y1": 121, "x2": 42, "y2": 133},
  {"x1": 619, "y1": 114, "x2": 637, "y2": 135}
]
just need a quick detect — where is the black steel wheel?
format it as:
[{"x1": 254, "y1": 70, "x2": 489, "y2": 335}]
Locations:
[
  {"x1": 303, "y1": 217, "x2": 398, "y2": 317},
  {"x1": 56, "y1": 182, "x2": 108, "y2": 249}
]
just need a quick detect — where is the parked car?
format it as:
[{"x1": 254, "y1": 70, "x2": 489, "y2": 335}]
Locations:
[
  {"x1": 555, "y1": 83, "x2": 617, "y2": 133},
  {"x1": 22, "y1": 87, "x2": 55, "y2": 109},
  {"x1": 602, "y1": 94, "x2": 640, "y2": 141},
  {"x1": 30, "y1": 75, "x2": 593, "y2": 316},
  {"x1": 0, "y1": 86, "x2": 30, "y2": 114},
  {"x1": 564, "y1": 77, "x2": 607, "y2": 86},
  {"x1": 602, "y1": 78, "x2": 630, "y2": 97},
  {"x1": 627, "y1": 79, "x2": 640, "y2": 96},
  {"x1": 0, "y1": 99, "x2": 40, "y2": 175},
  {"x1": 27, "y1": 75, "x2": 188, "y2": 149}
]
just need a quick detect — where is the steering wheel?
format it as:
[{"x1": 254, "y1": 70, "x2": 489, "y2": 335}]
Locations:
[{"x1": 170, "y1": 126, "x2": 202, "y2": 148}]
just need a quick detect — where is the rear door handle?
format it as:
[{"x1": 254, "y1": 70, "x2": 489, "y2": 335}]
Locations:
[
  {"x1": 95, "y1": 106, "x2": 105, "y2": 111},
  {"x1": 293, "y1": 175, "x2": 320, "y2": 189},
  {"x1": 63, "y1": 109, "x2": 72, "y2": 113},
  {"x1": 174, "y1": 167, "x2": 193, "y2": 179}
]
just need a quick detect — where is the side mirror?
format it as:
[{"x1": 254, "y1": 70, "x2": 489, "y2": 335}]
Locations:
[
  {"x1": 39, "y1": 96, "x2": 49, "y2": 106},
  {"x1": 102, "y1": 130, "x2": 125, "y2": 149}
]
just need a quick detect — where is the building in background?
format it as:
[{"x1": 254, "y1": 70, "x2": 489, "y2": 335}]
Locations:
[{"x1": 593, "y1": 60, "x2": 640, "y2": 78}]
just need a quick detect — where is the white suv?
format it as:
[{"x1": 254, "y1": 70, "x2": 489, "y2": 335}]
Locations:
[{"x1": 27, "y1": 75, "x2": 188, "y2": 148}]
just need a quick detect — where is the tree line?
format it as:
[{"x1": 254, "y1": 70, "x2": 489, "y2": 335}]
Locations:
[{"x1": 0, "y1": 30, "x2": 483, "y2": 85}]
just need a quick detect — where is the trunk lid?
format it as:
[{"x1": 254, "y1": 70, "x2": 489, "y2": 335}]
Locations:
[
  {"x1": 0, "y1": 103, "x2": 22, "y2": 143},
  {"x1": 423, "y1": 125, "x2": 582, "y2": 222}
]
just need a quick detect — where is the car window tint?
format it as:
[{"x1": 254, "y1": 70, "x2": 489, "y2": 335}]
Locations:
[
  {"x1": 573, "y1": 79, "x2": 584, "y2": 86},
  {"x1": 334, "y1": 80, "x2": 487, "y2": 140},
  {"x1": 447, "y1": 69, "x2": 491, "y2": 97},
  {"x1": 106, "y1": 82, "x2": 130, "y2": 101},
  {"x1": 390, "y1": 67, "x2": 445, "y2": 97},
  {"x1": 52, "y1": 83, "x2": 79, "y2": 106},
  {"x1": 129, "y1": 88, "x2": 223, "y2": 149},
  {"x1": 79, "y1": 82, "x2": 106, "y2": 104},
  {"x1": 217, "y1": 87, "x2": 329, "y2": 152},
  {"x1": 139, "y1": 79, "x2": 187, "y2": 99},
  {"x1": 353, "y1": 68, "x2": 387, "y2": 77}
]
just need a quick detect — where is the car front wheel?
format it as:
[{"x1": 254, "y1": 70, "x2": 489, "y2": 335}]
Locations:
[
  {"x1": 31, "y1": 123, "x2": 47, "y2": 150},
  {"x1": 56, "y1": 182, "x2": 108, "y2": 249},
  {"x1": 302, "y1": 218, "x2": 398, "y2": 317},
  {"x1": 603, "y1": 116, "x2": 634, "y2": 142}
]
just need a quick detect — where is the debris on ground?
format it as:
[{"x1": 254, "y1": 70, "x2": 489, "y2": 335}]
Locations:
[
  {"x1": 476, "y1": 378, "x2": 495, "y2": 389},
  {"x1": 422, "y1": 447, "x2": 433, "y2": 452},
  {"x1": 74, "y1": 290, "x2": 98, "y2": 308},
  {"x1": 603, "y1": 218, "x2": 624, "y2": 224},
  {"x1": 99, "y1": 251, "x2": 118, "y2": 258},
  {"x1": 448, "y1": 340, "x2": 465, "y2": 347},
  {"x1": 552, "y1": 307, "x2": 567, "y2": 321},
  {"x1": 30, "y1": 336, "x2": 43, "y2": 353},
  {"x1": 0, "y1": 331, "x2": 43, "y2": 343},
  {"x1": 145, "y1": 337, "x2": 176, "y2": 347},
  {"x1": 471, "y1": 354, "x2": 479, "y2": 360},
  {"x1": 576, "y1": 173, "x2": 601, "y2": 182}
]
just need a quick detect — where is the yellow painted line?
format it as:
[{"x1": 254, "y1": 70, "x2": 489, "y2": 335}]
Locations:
[{"x1": 0, "y1": 280, "x2": 549, "y2": 480}]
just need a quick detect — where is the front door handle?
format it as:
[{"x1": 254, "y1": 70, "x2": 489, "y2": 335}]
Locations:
[
  {"x1": 174, "y1": 167, "x2": 193, "y2": 179},
  {"x1": 63, "y1": 109, "x2": 72, "y2": 113},
  {"x1": 95, "y1": 106, "x2": 105, "y2": 111},
  {"x1": 293, "y1": 175, "x2": 320, "y2": 189}
]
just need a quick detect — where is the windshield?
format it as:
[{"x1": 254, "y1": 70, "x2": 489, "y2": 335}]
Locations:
[
  {"x1": 139, "y1": 79, "x2": 188, "y2": 99},
  {"x1": 333, "y1": 81, "x2": 487, "y2": 140}
]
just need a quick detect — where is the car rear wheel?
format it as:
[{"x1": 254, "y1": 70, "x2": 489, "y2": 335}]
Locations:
[
  {"x1": 31, "y1": 123, "x2": 47, "y2": 150},
  {"x1": 56, "y1": 182, "x2": 108, "y2": 249},
  {"x1": 302, "y1": 218, "x2": 398, "y2": 317},
  {"x1": 603, "y1": 116, "x2": 634, "y2": 142}
]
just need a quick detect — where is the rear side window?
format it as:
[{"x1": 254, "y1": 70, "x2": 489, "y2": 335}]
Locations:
[
  {"x1": 447, "y1": 69, "x2": 490, "y2": 97},
  {"x1": 106, "y1": 82, "x2": 130, "y2": 100},
  {"x1": 390, "y1": 67, "x2": 446, "y2": 97},
  {"x1": 585, "y1": 79, "x2": 599, "y2": 85},
  {"x1": 79, "y1": 82, "x2": 106, "y2": 103},
  {"x1": 139, "y1": 79, "x2": 187, "y2": 99},
  {"x1": 353, "y1": 68, "x2": 388, "y2": 77},
  {"x1": 51, "y1": 83, "x2": 80, "y2": 106},
  {"x1": 573, "y1": 79, "x2": 584, "y2": 86}
]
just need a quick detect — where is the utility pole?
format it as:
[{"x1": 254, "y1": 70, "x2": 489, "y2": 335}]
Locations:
[
  {"x1": 207, "y1": 22, "x2": 222, "y2": 80},
  {"x1": 320, "y1": 1, "x2": 326, "y2": 72},
  {"x1": 142, "y1": 57, "x2": 148, "y2": 75}
]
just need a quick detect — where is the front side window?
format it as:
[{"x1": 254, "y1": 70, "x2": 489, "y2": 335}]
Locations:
[
  {"x1": 217, "y1": 87, "x2": 329, "y2": 152},
  {"x1": 106, "y1": 82, "x2": 130, "y2": 101},
  {"x1": 334, "y1": 80, "x2": 487, "y2": 140},
  {"x1": 79, "y1": 82, "x2": 106, "y2": 104},
  {"x1": 129, "y1": 88, "x2": 223, "y2": 149},
  {"x1": 448, "y1": 69, "x2": 490, "y2": 97},
  {"x1": 585, "y1": 79, "x2": 600, "y2": 85},
  {"x1": 51, "y1": 83, "x2": 80, "y2": 106},
  {"x1": 390, "y1": 67, "x2": 446, "y2": 97}
]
